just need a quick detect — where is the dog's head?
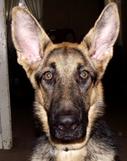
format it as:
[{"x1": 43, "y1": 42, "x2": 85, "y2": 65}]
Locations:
[{"x1": 11, "y1": 3, "x2": 119, "y2": 150}]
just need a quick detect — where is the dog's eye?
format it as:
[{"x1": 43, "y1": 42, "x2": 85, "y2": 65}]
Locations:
[
  {"x1": 43, "y1": 71, "x2": 53, "y2": 81},
  {"x1": 79, "y1": 70, "x2": 88, "y2": 79}
]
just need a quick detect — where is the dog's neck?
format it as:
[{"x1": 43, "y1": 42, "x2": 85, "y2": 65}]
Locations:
[{"x1": 54, "y1": 147, "x2": 87, "y2": 161}]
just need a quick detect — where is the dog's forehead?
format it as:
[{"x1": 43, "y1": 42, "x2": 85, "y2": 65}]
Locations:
[{"x1": 43, "y1": 43, "x2": 90, "y2": 74}]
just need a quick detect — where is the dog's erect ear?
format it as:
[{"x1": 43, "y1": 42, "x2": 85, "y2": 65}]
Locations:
[
  {"x1": 81, "y1": 3, "x2": 120, "y2": 78},
  {"x1": 11, "y1": 6, "x2": 52, "y2": 75}
]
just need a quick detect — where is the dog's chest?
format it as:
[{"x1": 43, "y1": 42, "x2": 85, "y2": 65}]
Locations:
[{"x1": 55, "y1": 149, "x2": 87, "y2": 161}]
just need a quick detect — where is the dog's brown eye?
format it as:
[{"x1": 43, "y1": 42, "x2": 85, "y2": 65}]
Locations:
[
  {"x1": 80, "y1": 70, "x2": 88, "y2": 79},
  {"x1": 43, "y1": 71, "x2": 53, "y2": 80}
]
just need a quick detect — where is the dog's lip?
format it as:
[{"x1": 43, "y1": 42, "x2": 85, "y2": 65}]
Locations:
[
  {"x1": 50, "y1": 129, "x2": 86, "y2": 145},
  {"x1": 60, "y1": 135, "x2": 75, "y2": 142},
  {"x1": 52, "y1": 134, "x2": 79, "y2": 143}
]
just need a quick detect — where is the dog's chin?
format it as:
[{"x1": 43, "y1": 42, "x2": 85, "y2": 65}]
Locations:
[{"x1": 57, "y1": 135, "x2": 84, "y2": 144}]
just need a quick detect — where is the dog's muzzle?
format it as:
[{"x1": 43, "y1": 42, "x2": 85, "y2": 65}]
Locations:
[{"x1": 49, "y1": 112, "x2": 88, "y2": 143}]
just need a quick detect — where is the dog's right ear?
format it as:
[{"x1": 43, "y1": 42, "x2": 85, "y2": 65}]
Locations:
[
  {"x1": 11, "y1": 6, "x2": 52, "y2": 76},
  {"x1": 81, "y1": 3, "x2": 120, "y2": 79}
]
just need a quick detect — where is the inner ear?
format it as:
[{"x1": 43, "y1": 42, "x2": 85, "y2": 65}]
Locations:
[
  {"x1": 12, "y1": 6, "x2": 52, "y2": 67},
  {"x1": 81, "y1": 2, "x2": 119, "y2": 61}
]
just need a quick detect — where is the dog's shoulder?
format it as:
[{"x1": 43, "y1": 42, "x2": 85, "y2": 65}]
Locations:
[{"x1": 87, "y1": 120, "x2": 119, "y2": 161}]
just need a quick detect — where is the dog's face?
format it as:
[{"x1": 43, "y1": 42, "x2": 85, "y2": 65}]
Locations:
[
  {"x1": 35, "y1": 45, "x2": 95, "y2": 144},
  {"x1": 11, "y1": 3, "x2": 119, "y2": 150}
]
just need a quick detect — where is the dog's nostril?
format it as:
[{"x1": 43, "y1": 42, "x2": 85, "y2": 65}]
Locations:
[
  {"x1": 71, "y1": 124, "x2": 77, "y2": 130},
  {"x1": 58, "y1": 125, "x2": 64, "y2": 131},
  {"x1": 57, "y1": 115, "x2": 78, "y2": 131}
]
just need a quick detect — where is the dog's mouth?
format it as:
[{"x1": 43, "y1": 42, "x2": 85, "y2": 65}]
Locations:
[
  {"x1": 51, "y1": 125, "x2": 86, "y2": 144},
  {"x1": 49, "y1": 114, "x2": 88, "y2": 144}
]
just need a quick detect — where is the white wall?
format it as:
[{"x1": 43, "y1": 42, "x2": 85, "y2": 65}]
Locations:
[{"x1": 0, "y1": 0, "x2": 12, "y2": 149}]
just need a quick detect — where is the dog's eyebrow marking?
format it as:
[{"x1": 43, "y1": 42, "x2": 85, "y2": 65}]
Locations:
[{"x1": 44, "y1": 47, "x2": 97, "y2": 79}]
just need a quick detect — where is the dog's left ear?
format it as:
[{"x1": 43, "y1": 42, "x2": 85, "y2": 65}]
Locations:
[
  {"x1": 81, "y1": 3, "x2": 120, "y2": 78},
  {"x1": 11, "y1": 6, "x2": 52, "y2": 77}
]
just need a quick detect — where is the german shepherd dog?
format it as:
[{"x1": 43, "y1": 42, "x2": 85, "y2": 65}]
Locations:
[{"x1": 11, "y1": 2, "x2": 120, "y2": 161}]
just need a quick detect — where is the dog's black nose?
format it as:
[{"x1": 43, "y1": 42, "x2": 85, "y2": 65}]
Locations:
[{"x1": 57, "y1": 115, "x2": 79, "y2": 131}]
